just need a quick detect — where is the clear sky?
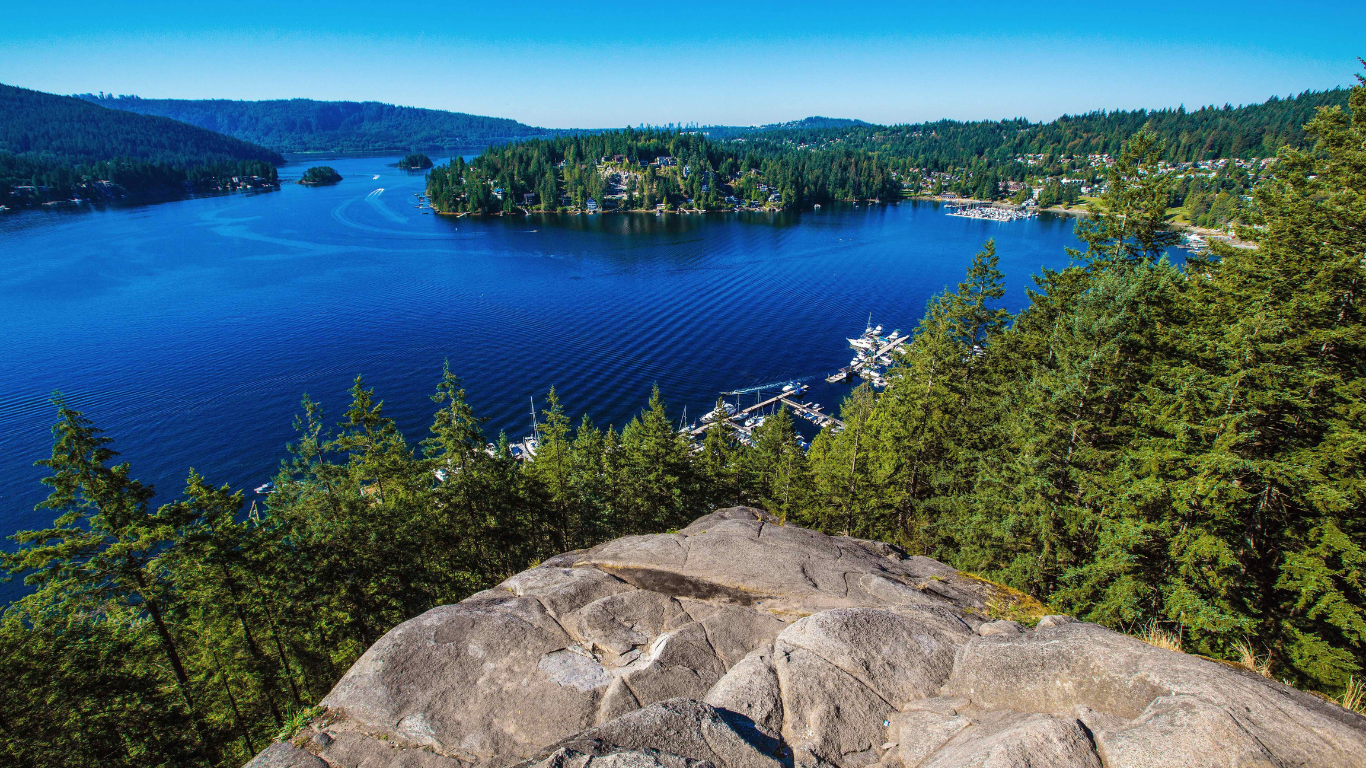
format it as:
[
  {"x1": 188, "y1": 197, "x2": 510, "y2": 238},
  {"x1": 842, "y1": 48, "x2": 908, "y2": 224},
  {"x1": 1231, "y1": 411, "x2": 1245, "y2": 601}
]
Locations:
[{"x1": 2, "y1": 1, "x2": 1361, "y2": 128}]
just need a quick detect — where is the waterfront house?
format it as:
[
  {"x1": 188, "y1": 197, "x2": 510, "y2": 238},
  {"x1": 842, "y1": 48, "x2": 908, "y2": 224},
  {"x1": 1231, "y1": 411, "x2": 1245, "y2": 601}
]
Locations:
[{"x1": 586, "y1": 198, "x2": 598, "y2": 212}]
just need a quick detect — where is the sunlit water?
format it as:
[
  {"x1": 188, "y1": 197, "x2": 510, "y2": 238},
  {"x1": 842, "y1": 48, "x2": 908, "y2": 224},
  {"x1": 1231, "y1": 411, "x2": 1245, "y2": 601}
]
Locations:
[{"x1": 1, "y1": 153, "x2": 1105, "y2": 599}]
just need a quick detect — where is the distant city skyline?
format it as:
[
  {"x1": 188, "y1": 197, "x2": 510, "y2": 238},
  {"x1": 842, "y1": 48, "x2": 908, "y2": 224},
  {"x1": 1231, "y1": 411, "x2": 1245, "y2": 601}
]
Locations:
[{"x1": 3, "y1": 1, "x2": 1361, "y2": 128}]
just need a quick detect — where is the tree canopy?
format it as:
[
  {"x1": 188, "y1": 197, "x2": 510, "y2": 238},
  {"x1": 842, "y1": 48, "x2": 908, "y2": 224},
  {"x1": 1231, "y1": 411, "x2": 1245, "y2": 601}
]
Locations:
[
  {"x1": 79, "y1": 94, "x2": 550, "y2": 153},
  {"x1": 1, "y1": 83, "x2": 282, "y2": 204}
]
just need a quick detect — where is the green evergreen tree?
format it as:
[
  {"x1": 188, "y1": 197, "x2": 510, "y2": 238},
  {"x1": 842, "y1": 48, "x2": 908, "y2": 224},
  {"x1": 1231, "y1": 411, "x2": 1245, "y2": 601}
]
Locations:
[
  {"x1": 2, "y1": 400, "x2": 215, "y2": 759},
  {"x1": 615, "y1": 386, "x2": 696, "y2": 533}
]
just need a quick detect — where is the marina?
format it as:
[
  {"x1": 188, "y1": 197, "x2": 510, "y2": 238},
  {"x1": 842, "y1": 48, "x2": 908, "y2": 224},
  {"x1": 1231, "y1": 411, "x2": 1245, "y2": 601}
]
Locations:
[
  {"x1": 687, "y1": 384, "x2": 842, "y2": 442},
  {"x1": 670, "y1": 318, "x2": 909, "y2": 450},
  {"x1": 945, "y1": 202, "x2": 1037, "y2": 222},
  {"x1": 481, "y1": 318, "x2": 907, "y2": 464},
  {"x1": 824, "y1": 318, "x2": 909, "y2": 388}
]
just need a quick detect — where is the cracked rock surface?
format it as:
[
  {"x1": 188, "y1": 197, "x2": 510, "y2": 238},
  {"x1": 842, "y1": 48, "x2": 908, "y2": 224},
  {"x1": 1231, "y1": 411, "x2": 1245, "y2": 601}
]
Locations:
[{"x1": 250, "y1": 507, "x2": 1366, "y2": 768}]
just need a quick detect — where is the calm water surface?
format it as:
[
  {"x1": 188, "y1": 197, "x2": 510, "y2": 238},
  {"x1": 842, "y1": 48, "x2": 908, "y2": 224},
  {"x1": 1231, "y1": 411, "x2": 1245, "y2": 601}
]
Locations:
[{"x1": 1, "y1": 154, "x2": 1090, "y2": 594}]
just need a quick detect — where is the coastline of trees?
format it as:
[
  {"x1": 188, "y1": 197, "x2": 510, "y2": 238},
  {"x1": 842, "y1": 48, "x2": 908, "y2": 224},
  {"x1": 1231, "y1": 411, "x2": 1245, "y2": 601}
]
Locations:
[
  {"x1": 1, "y1": 83, "x2": 283, "y2": 207},
  {"x1": 425, "y1": 129, "x2": 900, "y2": 215}
]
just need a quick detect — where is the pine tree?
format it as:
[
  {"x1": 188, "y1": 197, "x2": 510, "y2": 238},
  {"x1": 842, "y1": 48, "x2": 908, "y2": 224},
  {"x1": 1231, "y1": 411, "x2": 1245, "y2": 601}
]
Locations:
[
  {"x1": 616, "y1": 386, "x2": 696, "y2": 533},
  {"x1": 528, "y1": 387, "x2": 574, "y2": 551},
  {"x1": 805, "y1": 384, "x2": 879, "y2": 537},
  {"x1": 738, "y1": 406, "x2": 810, "y2": 521},
  {"x1": 698, "y1": 398, "x2": 739, "y2": 507},
  {"x1": 1072, "y1": 129, "x2": 1181, "y2": 267},
  {"x1": 2, "y1": 400, "x2": 216, "y2": 762},
  {"x1": 859, "y1": 241, "x2": 1011, "y2": 552}
]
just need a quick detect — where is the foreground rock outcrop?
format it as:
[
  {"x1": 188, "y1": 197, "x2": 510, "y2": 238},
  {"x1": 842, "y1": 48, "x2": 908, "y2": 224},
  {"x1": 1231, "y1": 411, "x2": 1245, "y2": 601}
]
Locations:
[{"x1": 253, "y1": 508, "x2": 1366, "y2": 768}]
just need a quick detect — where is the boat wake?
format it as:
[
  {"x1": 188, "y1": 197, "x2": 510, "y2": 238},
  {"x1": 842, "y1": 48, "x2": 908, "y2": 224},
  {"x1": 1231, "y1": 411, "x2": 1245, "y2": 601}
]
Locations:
[
  {"x1": 362, "y1": 188, "x2": 409, "y2": 224},
  {"x1": 330, "y1": 199, "x2": 447, "y2": 238}
]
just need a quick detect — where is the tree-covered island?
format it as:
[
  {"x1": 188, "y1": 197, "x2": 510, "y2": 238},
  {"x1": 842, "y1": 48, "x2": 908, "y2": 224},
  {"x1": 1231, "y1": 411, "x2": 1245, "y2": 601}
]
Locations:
[
  {"x1": 425, "y1": 128, "x2": 898, "y2": 214},
  {"x1": 298, "y1": 166, "x2": 342, "y2": 185},
  {"x1": 397, "y1": 153, "x2": 433, "y2": 170}
]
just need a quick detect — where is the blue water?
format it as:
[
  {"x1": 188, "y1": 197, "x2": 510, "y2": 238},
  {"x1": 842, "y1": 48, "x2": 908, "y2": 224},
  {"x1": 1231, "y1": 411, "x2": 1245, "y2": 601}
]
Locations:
[{"x1": 1, "y1": 153, "x2": 1090, "y2": 598}]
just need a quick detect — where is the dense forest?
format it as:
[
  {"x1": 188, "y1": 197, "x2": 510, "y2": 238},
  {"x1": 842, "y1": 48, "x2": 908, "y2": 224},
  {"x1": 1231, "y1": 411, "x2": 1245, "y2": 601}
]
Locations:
[
  {"x1": 740, "y1": 88, "x2": 1349, "y2": 229},
  {"x1": 5, "y1": 76, "x2": 1365, "y2": 767},
  {"x1": 426, "y1": 128, "x2": 900, "y2": 213},
  {"x1": 1, "y1": 84, "x2": 281, "y2": 204},
  {"x1": 744, "y1": 88, "x2": 1351, "y2": 169},
  {"x1": 693, "y1": 116, "x2": 871, "y2": 139},
  {"x1": 427, "y1": 89, "x2": 1347, "y2": 220},
  {"x1": 79, "y1": 94, "x2": 552, "y2": 153}
]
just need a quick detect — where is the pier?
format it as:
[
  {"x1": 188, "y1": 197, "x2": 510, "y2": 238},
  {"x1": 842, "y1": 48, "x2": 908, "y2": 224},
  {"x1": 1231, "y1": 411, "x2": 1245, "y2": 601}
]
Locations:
[
  {"x1": 688, "y1": 317, "x2": 910, "y2": 445},
  {"x1": 945, "y1": 203, "x2": 1036, "y2": 222},
  {"x1": 826, "y1": 327, "x2": 910, "y2": 384},
  {"x1": 690, "y1": 391, "x2": 843, "y2": 438}
]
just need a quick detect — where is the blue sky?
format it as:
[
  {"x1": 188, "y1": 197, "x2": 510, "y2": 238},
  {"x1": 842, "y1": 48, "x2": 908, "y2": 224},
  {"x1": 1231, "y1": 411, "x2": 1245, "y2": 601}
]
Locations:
[{"x1": 2, "y1": 1, "x2": 1361, "y2": 128}]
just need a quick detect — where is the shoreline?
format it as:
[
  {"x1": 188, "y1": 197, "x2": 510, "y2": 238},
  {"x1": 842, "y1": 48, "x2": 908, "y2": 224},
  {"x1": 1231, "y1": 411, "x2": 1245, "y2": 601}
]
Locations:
[
  {"x1": 908, "y1": 195, "x2": 1255, "y2": 249},
  {"x1": 430, "y1": 196, "x2": 901, "y2": 217}
]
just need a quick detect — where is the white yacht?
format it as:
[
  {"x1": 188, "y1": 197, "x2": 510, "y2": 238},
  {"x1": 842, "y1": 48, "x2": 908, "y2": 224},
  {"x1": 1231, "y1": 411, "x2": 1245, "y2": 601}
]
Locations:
[{"x1": 701, "y1": 402, "x2": 738, "y2": 423}]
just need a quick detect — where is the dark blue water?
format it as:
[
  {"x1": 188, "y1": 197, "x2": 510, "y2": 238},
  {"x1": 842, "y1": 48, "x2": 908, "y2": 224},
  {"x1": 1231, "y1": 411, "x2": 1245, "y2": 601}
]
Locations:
[{"x1": 1, "y1": 153, "x2": 1089, "y2": 597}]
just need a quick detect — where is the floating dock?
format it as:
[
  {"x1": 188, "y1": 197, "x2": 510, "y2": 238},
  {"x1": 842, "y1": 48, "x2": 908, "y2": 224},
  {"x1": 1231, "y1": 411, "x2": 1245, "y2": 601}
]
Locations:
[
  {"x1": 689, "y1": 389, "x2": 843, "y2": 439},
  {"x1": 946, "y1": 203, "x2": 1036, "y2": 222},
  {"x1": 825, "y1": 321, "x2": 909, "y2": 386}
]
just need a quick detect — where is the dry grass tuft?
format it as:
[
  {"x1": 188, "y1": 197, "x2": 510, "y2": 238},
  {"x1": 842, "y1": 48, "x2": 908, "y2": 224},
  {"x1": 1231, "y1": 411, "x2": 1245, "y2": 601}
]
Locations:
[
  {"x1": 1137, "y1": 620, "x2": 1183, "y2": 653},
  {"x1": 1342, "y1": 676, "x2": 1365, "y2": 713},
  {"x1": 1235, "y1": 638, "x2": 1274, "y2": 678},
  {"x1": 957, "y1": 571, "x2": 1049, "y2": 626}
]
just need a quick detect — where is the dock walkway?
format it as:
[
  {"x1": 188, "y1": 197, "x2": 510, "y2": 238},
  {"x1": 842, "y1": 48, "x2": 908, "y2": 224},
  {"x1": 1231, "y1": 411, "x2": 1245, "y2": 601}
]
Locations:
[{"x1": 690, "y1": 393, "x2": 843, "y2": 437}]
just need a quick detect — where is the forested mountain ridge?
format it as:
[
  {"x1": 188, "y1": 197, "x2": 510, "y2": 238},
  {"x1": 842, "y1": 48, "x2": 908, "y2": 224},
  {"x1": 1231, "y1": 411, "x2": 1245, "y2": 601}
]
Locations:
[
  {"x1": 700, "y1": 115, "x2": 872, "y2": 139},
  {"x1": 3, "y1": 84, "x2": 283, "y2": 165},
  {"x1": 78, "y1": 94, "x2": 553, "y2": 153},
  {"x1": 1, "y1": 83, "x2": 282, "y2": 204},
  {"x1": 740, "y1": 87, "x2": 1351, "y2": 167}
]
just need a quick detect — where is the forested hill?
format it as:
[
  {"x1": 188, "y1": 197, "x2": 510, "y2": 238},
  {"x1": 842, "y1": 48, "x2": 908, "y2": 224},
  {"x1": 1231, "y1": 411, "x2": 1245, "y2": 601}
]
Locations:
[
  {"x1": 700, "y1": 116, "x2": 871, "y2": 139},
  {"x1": 78, "y1": 94, "x2": 552, "y2": 153},
  {"x1": 739, "y1": 88, "x2": 1350, "y2": 169},
  {"x1": 1, "y1": 83, "x2": 283, "y2": 204},
  {"x1": 427, "y1": 128, "x2": 900, "y2": 214},
  {"x1": 1, "y1": 84, "x2": 283, "y2": 165}
]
